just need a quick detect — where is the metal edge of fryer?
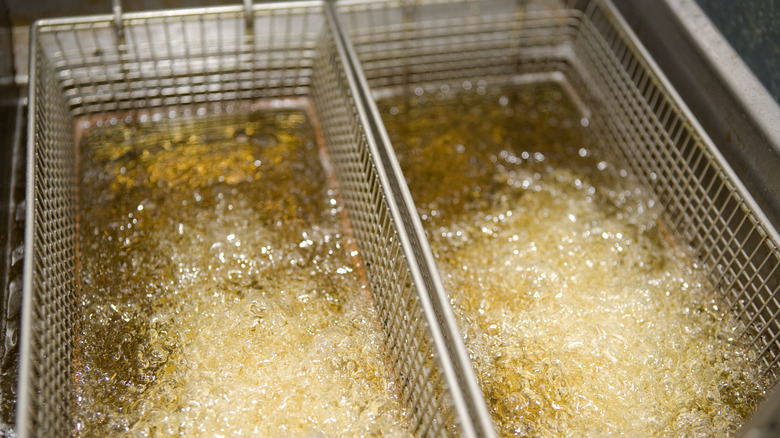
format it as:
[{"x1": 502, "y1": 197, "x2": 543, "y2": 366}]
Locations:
[
  {"x1": 326, "y1": 2, "x2": 498, "y2": 437},
  {"x1": 16, "y1": 20, "x2": 38, "y2": 438},
  {"x1": 0, "y1": 0, "x2": 23, "y2": 429}
]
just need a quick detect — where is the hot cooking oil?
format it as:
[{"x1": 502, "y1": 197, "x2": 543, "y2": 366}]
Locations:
[
  {"x1": 377, "y1": 83, "x2": 767, "y2": 436},
  {"x1": 76, "y1": 105, "x2": 411, "y2": 436}
]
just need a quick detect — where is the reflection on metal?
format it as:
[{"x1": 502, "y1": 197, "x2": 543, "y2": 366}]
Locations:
[{"x1": 695, "y1": 0, "x2": 780, "y2": 104}]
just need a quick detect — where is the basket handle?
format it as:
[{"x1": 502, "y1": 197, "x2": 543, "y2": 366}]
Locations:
[
  {"x1": 244, "y1": 0, "x2": 254, "y2": 36},
  {"x1": 112, "y1": 0, "x2": 124, "y2": 43}
]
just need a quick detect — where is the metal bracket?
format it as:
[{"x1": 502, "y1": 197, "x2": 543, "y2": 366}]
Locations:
[
  {"x1": 112, "y1": 0, "x2": 125, "y2": 44},
  {"x1": 244, "y1": 0, "x2": 254, "y2": 37}
]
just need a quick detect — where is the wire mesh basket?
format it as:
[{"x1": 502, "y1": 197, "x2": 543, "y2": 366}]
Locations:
[
  {"x1": 20, "y1": 1, "x2": 490, "y2": 436},
  {"x1": 22, "y1": 0, "x2": 780, "y2": 435},
  {"x1": 333, "y1": 0, "x2": 780, "y2": 434}
]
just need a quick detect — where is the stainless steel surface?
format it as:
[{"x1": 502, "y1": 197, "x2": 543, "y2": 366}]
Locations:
[
  {"x1": 693, "y1": 0, "x2": 780, "y2": 105},
  {"x1": 21, "y1": 2, "x2": 485, "y2": 436},
  {"x1": 335, "y1": 0, "x2": 780, "y2": 434},
  {"x1": 743, "y1": 385, "x2": 780, "y2": 438}
]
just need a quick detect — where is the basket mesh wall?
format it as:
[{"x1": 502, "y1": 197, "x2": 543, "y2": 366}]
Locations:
[
  {"x1": 569, "y1": 0, "x2": 780, "y2": 385},
  {"x1": 335, "y1": 0, "x2": 780, "y2": 413},
  {"x1": 19, "y1": 33, "x2": 79, "y2": 437},
  {"x1": 310, "y1": 11, "x2": 463, "y2": 435},
  {"x1": 33, "y1": 4, "x2": 326, "y2": 117},
  {"x1": 22, "y1": 2, "x2": 482, "y2": 437}
]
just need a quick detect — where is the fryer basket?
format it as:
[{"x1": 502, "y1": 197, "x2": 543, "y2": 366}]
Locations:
[
  {"x1": 333, "y1": 0, "x2": 780, "y2": 433},
  {"x1": 22, "y1": 0, "x2": 780, "y2": 435},
  {"x1": 21, "y1": 2, "x2": 489, "y2": 436}
]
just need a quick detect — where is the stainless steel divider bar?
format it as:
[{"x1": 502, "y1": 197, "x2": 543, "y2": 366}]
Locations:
[{"x1": 326, "y1": 3, "x2": 497, "y2": 436}]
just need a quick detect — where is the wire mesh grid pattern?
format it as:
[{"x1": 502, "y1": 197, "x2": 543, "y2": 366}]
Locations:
[
  {"x1": 34, "y1": 2, "x2": 325, "y2": 117},
  {"x1": 335, "y1": 0, "x2": 780, "y2": 426},
  {"x1": 312, "y1": 55, "x2": 453, "y2": 432},
  {"x1": 568, "y1": 0, "x2": 780, "y2": 385},
  {"x1": 310, "y1": 8, "x2": 463, "y2": 435},
  {"x1": 20, "y1": 34, "x2": 80, "y2": 437},
  {"x1": 22, "y1": 2, "x2": 488, "y2": 437},
  {"x1": 337, "y1": 0, "x2": 580, "y2": 95}
]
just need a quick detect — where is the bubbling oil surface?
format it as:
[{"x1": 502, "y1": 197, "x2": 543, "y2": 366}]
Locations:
[
  {"x1": 77, "y1": 108, "x2": 411, "y2": 437},
  {"x1": 378, "y1": 83, "x2": 766, "y2": 436}
]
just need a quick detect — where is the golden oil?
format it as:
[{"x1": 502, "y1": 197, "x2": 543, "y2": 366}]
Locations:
[
  {"x1": 378, "y1": 83, "x2": 766, "y2": 436},
  {"x1": 77, "y1": 108, "x2": 410, "y2": 436}
]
